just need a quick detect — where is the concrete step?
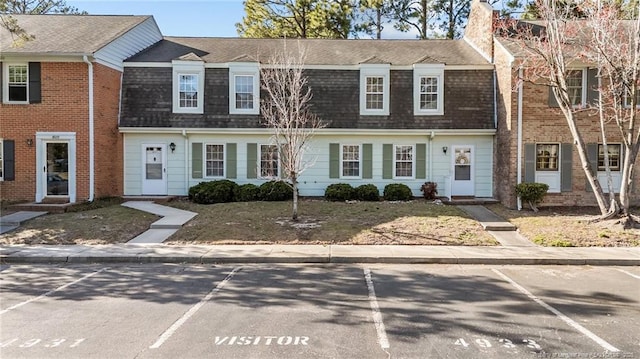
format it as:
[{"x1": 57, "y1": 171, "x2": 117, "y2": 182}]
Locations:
[{"x1": 481, "y1": 222, "x2": 517, "y2": 231}]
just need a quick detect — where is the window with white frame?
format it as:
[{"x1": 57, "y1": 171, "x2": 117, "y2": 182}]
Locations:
[
  {"x1": 567, "y1": 70, "x2": 585, "y2": 107},
  {"x1": 229, "y1": 64, "x2": 259, "y2": 115},
  {"x1": 260, "y1": 144, "x2": 279, "y2": 178},
  {"x1": 598, "y1": 144, "x2": 621, "y2": 171},
  {"x1": 0, "y1": 139, "x2": 3, "y2": 180},
  {"x1": 172, "y1": 60, "x2": 204, "y2": 114},
  {"x1": 205, "y1": 144, "x2": 225, "y2": 177},
  {"x1": 413, "y1": 64, "x2": 444, "y2": 115},
  {"x1": 341, "y1": 145, "x2": 361, "y2": 178},
  {"x1": 624, "y1": 88, "x2": 639, "y2": 108},
  {"x1": 360, "y1": 65, "x2": 390, "y2": 115},
  {"x1": 4, "y1": 63, "x2": 28, "y2": 103},
  {"x1": 536, "y1": 144, "x2": 559, "y2": 171},
  {"x1": 394, "y1": 145, "x2": 414, "y2": 178}
]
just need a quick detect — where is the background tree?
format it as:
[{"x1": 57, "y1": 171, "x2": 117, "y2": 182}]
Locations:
[
  {"x1": 237, "y1": 0, "x2": 354, "y2": 38},
  {"x1": 260, "y1": 42, "x2": 326, "y2": 220},
  {"x1": 354, "y1": 0, "x2": 394, "y2": 38},
  {"x1": 501, "y1": 0, "x2": 639, "y2": 226},
  {"x1": 388, "y1": 0, "x2": 434, "y2": 38},
  {"x1": 431, "y1": 0, "x2": 471, "y2": 38},
  {"x1": 2, "y1": 0, "x2": 85, "y2": 14}
]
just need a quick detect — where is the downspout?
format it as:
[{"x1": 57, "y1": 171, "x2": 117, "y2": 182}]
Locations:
[
  {"x1": 83, "y1": 55, "x2": 95, "y2": 202},
  {"x1": 182, "y1": 129, "x2": 188, "y2": 192},
  {"x1": 516, "y1": 67, "x2": 523, "y2": 210},
  {"x1": 429, "y1": 131, "x2": 435, "y2": 181}
]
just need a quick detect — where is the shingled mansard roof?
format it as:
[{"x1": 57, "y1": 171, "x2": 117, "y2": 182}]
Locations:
[
  {"x1": 0, "y1": 14, "x2": 153, "y2": 55},
  {"x1": 126, "y1": 37, "x2": 490, "y2": 66}
]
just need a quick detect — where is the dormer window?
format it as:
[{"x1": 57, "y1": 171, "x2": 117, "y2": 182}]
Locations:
[
  {"x1": 413, "y1": 64, "x2": 444, "y2": 115},
  {"x1": 172, "y1": 59, "x2": 204, "y2": 114},
  {"x1": 229, "y1": 63, "x2": 259, "y2": 115},
  {"x1": 359, "y1": 64, "x2": 390, "y2": 116}
]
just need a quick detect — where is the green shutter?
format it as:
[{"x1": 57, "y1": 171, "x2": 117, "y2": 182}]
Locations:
[
  {"x1": 226, "y1": 143, "x2": 237, "y2": 179},
  {"x1": 382, "y1": 144, "x2": 393, "y2": 179},
  {"x1": 362, "y1": 144, "x2": 373, "y2": 179},
  {"x1": 247, "y1": 143, "x2": 257, "y2": 179},
  {"x1": 561, "y1": 143, "x2": 573, "y2": 192},
  {"x1": 192, "y1": 142, "x2": 203, "y2": 179},
  {"x1": 524, "y1": 143, "x2": 535, "y2": 183},
  {"x1": 416, "y1": 143, "x2": 426, "y2": 179},
  {"x1": 329, "y1": 143, "x2": 340, "y2": 179},
  {"x1": 586, "y1": 143, "x2": 598, "y2": 192}
]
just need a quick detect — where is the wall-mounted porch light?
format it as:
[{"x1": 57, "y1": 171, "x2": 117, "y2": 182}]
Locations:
[
  {"x1": 442, "y1": 146, "x2": 448, "y2": 155},
  {"x1": 26, "y1": 138, "x2": 33, "y2": 147},
  {"x1": 169, "y1": 142, "x2": 176, "y2": 153}
]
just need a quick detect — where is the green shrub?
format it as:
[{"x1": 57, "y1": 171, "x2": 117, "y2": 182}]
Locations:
[
  {"x1": 325, "y1": 183, "x2": 356, "y2": 201},
  {"x1": 235, "y1": 183, "x2": 260, "y2": 202},
  {"x1": 355, "y1": 184, "x2": 380, "y2": 201},
  {"x1": 259, "y1": 181, "x2": 293, "y2": 201},
  {"x1": 188, "y1": 180, "x2": 238, "y2": 204},
  {"x1": 383, "y1": 183, "x2": 413, "y2": 201},
  {"x1": 420, "y1": 182, "x2": 438, "y2": 200},
  {"x1": 515, "y1": 182, "x2": 549, "y2": 212}
]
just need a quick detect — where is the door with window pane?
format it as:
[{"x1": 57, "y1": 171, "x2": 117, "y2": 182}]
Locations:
[
  {"x1": 451, "y1": 146, "x2": 474, "y2": 196},
  {"x1": 45, "y1": 142, "x2": 69, "y2": 196},
  {"x1": 141, "y1": 144, "x2": 167, "y2": 195}
]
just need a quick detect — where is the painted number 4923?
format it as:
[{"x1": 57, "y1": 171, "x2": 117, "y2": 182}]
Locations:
[
  {"x1": 455, "y1": 338, "x2": 542, "y2": 350},
  {"x1": 0, "y1": 338, "x2": 85, "y2": 349}
]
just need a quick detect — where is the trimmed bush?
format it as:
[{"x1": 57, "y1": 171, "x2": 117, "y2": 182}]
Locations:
[
  {"x1": 355, "y1": 184, "x2": 380, "y2": 201},
  {"x1": 325, "y1": 183, "x2": 356, "y2": 201},
  {"x1": 383, "y1": 183, "x2": 413, "y2": 201},
  {"x1": 188, "y1": 180, "x2": 238, "y2": 204},
  {"x1": 235, "y1": 183, "x2": 260, "y2": 202},
  {"x1": 515, "y1": 182, "x2": 549, "y2": 212},
  {"x1": 420, "y1": 182, "x2": 438, "y2": 200},
  {"x1": 259, "y1": 181, "x2": 293, "y2": 201}
]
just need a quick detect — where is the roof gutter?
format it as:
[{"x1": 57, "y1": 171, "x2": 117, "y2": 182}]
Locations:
[{"x1": 83, "y1": 55, "x2": 95, "y2": 202}]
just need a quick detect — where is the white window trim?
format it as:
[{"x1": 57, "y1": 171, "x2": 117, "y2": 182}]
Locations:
[
  {"x1": 0, "y1": 138, "x2": 4, "y2": 181},
  {"x1": 534, "y1": 142, "x2": 561, "y2": 193},
  {"x1": 259, "y1": 144, "x2": 279, "y2": 179},
  {"x1": 204, "y1": 143, "x2": 225, "y2": 178},
  {"x1": 567, "y1": 68, "x2": 587, "y2": 109},
  {"x1": 340, "y1": 144, "x2": 362, "y2": 179},
  {"x1": 359, "y1": 64, "x2": 390, "y2": 116},
  {"x1": 597, "y1": 143, "x2": 622, "y2": 172},
  {"x1": 623, "y1": 88, "x2": 640, "y2": 108},
  {"x1": 172, "y1": 60, "x2": 205, "y2": 114},
  {"x1": 3, "y1": 62, "x2": 29, "y2": 104},
  {"x1": 229, "y1": 63, "x2": 260, "y2": 115},
  {"x1": 393, "y1": 144, "x2": 415, "y2": 179},
  {"x1": 413, "y1": 64, "x2": 444, "y2": 116}
]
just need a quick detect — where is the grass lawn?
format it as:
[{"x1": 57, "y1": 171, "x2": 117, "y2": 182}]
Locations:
[
  {"x1": 165, "y1": 199, "x2": 498, "y2": 245},
  {"x1": 487, "y1": 204, "x2": 640, "y2": 247}
]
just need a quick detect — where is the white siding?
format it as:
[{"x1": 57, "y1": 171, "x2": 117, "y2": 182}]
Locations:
[
  {"x1": 123, "y1": 132, "x2": 494, "y2": 198},
  {"x1": 95, "y1": 17, "x2": 162, "y2": 71}
]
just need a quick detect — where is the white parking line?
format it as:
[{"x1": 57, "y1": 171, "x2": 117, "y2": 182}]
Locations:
[
  {"x1": 492, "y1": 269, "x2": 619, "y2": 353},
  {"x1": 149, "y1": 266, "x2": 242, "y2": 349},
  {"x1": 363, "y1": 268, "x2": 390, "y2": 350},
  {"x1": 0, "y1": 267, "x2": 110, "y2": 315},
  {"x1": 616, "y1": 268, "x2": 640, "y2": 280}
]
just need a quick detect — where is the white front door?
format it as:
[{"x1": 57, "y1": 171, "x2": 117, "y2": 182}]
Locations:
[
  {"x1": 451, "y1": 145, "x2": 474, "y2": 196},
  {"x1": 44, "y1": 141, "x2": 70, "y2": 197},
  {"x1": 141, "y1": 144, "x2": 167, "y2": 195}
]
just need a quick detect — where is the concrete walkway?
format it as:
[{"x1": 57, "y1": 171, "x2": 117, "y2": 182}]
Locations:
[
  {"x1": 121, "y1": 201, "x2": 197, "y2": 244},
  {"x1": 458, "y1": 205, "x2": 537, "y2": 247},
  {"x1": 0, "y1": 211, "x2": 48, "y2": 235}
]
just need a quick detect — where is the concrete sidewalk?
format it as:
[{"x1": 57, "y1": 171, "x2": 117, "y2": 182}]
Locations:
[{"x1": 1, "y1": 244, "x2": 639, "y2": 265}]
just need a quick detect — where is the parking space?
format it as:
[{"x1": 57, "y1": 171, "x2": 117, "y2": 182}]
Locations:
[{"x1": 0, "y1": 264, "x2": 638, "y2": 359}]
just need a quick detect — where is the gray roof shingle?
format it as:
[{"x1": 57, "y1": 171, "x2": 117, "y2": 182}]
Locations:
[
  {"x1": 0, "y1": 14, "x2": 151, "y2": 54},
  {"x1": 127, "y1": 37, "x2": 489, "y2": 66}
]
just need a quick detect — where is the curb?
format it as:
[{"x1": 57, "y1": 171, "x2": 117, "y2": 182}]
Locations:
[{"x1": 2, "y1": 255, "x2": 639, "y2": 266}]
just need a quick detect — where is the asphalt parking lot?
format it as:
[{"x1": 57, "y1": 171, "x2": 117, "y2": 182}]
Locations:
[{"x1": 1, "y1": 264, "x2": 638, "y2": 358}]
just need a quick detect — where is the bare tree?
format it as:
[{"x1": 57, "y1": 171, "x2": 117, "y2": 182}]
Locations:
[
  {"x1": 260, "y1": 41, "x2": 326, "y2": 220},
  {"x1": 500, "y1": 0, "x2": 639, "y2": 226}
]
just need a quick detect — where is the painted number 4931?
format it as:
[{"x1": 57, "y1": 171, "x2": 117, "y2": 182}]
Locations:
[
  {"x1": 455, "y1": 338, "x2": 542, "y2": 351},
  {"x1": 0, "y1": 338, "x2": 85, "y2": 349}
]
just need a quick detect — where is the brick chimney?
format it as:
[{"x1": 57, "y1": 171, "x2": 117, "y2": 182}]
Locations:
[{"x1": 464, "y1": 0, "x2": 499, "y2": 61}]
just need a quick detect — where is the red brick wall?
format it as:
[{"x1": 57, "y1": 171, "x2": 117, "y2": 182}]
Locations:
[
  {"x1": 0, "y1": 61, "x2": 122, "y2": 203},
  {"x1": 494, "y1": 60, "x2": 640, "y2": 208}
]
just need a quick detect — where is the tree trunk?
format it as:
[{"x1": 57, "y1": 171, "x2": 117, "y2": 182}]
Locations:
[
  {"x1": 292, "y1": 180, "x2": 299, "y2": 221},
  {"x1": 420, "y1": 0, "x2": 427, "y2": 39},
  {"x1": 376, "y1": 8, "x2": 382, "y2": 39}
]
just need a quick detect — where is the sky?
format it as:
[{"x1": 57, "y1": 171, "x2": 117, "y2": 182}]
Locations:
[{"x1": 66, "y1": 0, "x2": 416, "y2": 39}]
